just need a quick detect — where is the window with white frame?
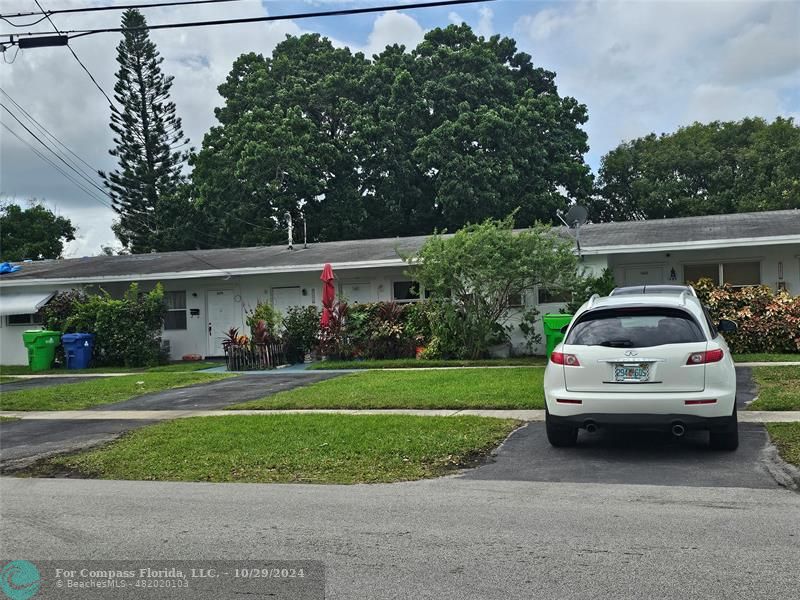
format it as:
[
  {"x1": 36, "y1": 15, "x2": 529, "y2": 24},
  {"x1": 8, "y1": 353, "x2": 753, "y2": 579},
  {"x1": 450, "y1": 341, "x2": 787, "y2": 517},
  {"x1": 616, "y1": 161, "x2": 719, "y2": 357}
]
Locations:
[
  {"x1": 6, "y1": 313, "x2": 43, "y2": 326},
  {"x1": 164, "y1": 291, "x2": 187, "y2": 330},
  {"x1": 684, "y1": 261, "x2": 760, "y2": 286},
  {"x1": 392, "y1": 281, "x2": 421, "y2": 302},
  {"x1": 537, "y1": 287, "x2": 571, "y2": 304}
]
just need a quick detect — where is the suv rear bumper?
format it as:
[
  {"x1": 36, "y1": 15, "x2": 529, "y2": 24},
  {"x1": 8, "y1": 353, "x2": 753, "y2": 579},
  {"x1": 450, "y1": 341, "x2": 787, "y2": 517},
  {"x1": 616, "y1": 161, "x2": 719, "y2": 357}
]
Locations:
[{"x1": 547, "y1": 412, "x2": 733, "y2": 432}]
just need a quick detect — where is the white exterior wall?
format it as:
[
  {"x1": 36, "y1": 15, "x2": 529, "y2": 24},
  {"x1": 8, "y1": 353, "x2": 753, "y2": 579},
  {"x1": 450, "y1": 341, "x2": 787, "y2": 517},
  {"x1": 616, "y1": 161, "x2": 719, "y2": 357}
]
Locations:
[
  {"x1": 1, "y1": 242, "x2": 796, "y2": 364},
  {"x1": 608, "y1": 243, "x2": 800, "y2": 293}
]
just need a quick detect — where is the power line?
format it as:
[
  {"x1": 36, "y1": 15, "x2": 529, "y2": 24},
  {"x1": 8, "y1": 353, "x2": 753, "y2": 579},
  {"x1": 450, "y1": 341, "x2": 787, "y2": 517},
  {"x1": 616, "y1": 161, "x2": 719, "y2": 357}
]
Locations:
[
  {"x1": 2, "y1": 0, "x2": 496, "y2": 42},
  {"x1": 32, "y1": 0, "x2": 115, "y2": 109},
  {"x1": 0, "y1": 87, "x2": 97, "y2": 177},
  {"x1": 1, "y1": 102, "x2": 228, "y2": 253},
  {"x1": 2, "y1": 0, "x2": 252, "y2": 20}
]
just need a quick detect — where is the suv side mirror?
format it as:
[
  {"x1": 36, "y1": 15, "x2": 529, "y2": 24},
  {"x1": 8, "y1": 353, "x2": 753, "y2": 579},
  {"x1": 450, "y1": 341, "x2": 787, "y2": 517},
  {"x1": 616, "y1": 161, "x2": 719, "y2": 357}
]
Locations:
[{"x1": 717, "y1": 319, "x2": 737, "y2": 333}]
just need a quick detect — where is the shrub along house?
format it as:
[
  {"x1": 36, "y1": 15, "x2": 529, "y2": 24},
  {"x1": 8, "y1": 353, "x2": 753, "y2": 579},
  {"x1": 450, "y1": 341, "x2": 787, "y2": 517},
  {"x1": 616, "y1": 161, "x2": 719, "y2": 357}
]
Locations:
[{"x1": 0, "y1": 209, "x2": 798, "y2": 365}]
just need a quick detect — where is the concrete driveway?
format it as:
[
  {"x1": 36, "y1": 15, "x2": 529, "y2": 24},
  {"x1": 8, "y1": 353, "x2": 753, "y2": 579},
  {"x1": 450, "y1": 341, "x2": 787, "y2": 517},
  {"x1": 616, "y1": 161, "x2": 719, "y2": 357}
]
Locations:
[{"x1": 463, "y1": 423, "x2": 782, "y2": 488}]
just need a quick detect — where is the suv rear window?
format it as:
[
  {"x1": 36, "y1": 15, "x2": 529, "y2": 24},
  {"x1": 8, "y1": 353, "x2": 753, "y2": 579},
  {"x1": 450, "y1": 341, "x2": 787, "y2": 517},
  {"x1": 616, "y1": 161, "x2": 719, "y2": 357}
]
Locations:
[{"x1": 565, "y1": 307, "x2": 706, "y2": 348}]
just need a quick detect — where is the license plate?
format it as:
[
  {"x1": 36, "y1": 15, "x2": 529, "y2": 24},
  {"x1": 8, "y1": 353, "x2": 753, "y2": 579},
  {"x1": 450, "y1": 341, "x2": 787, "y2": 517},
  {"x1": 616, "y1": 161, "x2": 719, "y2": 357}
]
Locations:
[{"x1": 614, "y1": 364, "x2": 649, "y2": 382}]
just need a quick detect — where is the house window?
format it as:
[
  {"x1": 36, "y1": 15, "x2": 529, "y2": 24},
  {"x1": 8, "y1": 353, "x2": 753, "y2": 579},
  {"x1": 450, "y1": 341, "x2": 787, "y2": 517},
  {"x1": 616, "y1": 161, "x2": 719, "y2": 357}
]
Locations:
[
  {"x1": 393, "y1": 281, "x2": 420, "y2": 302},
  {"x1": 722, "y1": 262, "x2": 760, "y2": 286},
  {"x1": 164, "y1": 291, "x2": 187, "y2": 330},
  {"x1": 508, "y1": 291, "x2": 525, "y2": 307},
  {"x1": 684, "y1": 262, "x2": 760, "y2": 287},
  {"x1": 6, "y1": 313, "x2": 43, "y2": 326},
  {"x1": 684, "y1": 263, "x2": 719, "y2": 284},
  {"x1": 538, "y1": 288, "x2": 571, "y2": 304}
]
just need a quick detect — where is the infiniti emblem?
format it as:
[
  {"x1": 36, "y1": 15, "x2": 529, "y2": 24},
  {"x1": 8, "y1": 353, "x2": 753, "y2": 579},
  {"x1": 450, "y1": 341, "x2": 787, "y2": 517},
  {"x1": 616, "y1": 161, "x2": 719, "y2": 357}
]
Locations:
[{"x1": 624, "y1": 350, "x2": 639, "y2": 357}]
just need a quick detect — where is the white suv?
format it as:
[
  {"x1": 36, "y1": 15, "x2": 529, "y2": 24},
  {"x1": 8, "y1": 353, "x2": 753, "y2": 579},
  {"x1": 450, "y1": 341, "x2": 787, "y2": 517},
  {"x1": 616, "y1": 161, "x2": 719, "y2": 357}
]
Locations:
[{"x1": 543, "y1": 285, "x2": 739, "y2": 450}]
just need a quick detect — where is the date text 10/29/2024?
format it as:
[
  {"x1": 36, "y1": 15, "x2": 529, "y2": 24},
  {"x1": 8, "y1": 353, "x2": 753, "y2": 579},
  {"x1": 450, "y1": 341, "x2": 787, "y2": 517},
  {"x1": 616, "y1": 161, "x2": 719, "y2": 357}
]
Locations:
[{"x1": 1, "y1": 560, "x2": 325, "y2": 599}]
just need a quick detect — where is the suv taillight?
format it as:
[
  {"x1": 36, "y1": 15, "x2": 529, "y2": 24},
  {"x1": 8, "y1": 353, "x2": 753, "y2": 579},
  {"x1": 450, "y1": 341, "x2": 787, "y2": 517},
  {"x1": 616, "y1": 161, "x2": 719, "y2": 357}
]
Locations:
[
  {"x1": 551, "y1": 352, "x2": 580, "y2": 366},
  {"x1": 686, "y1": 349, "x2": 724, "y2": 365}
]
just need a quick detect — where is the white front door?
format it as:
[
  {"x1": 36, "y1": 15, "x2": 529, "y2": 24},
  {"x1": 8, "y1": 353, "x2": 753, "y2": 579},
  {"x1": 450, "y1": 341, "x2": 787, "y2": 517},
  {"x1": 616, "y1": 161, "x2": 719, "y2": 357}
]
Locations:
[
  {"x1": 624, "y1": 266, "x2": 664, "y2": 286},
  {"x1": 340, "y1": 281, "x2": 372, "y2": 304},
  {"x1": 207, "y1": 289, "x2": 239, "y2": 356},
  {"x1": 271, "y1": 287, "x2": 302, "y2": 316}
]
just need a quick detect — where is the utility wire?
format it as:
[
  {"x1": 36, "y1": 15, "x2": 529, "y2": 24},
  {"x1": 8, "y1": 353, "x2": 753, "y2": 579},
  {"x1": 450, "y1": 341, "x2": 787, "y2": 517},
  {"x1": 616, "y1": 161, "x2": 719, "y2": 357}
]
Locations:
[
  {"x1": 2, "y1": 0, "x2": 252, "y2": 20},
  {"x1": 0, "y1": 87, "x2": 97, "y2": 179},
  {"x1": 2, "y1": 0, "x2": 496, "y2": 41},
  {"x1": 1, "y1": 102, "x2": 228, "y2": 253},
  {"x1": 32, "y1": 0, "x2": 115, "y2": 109},
  {"x1": 3, "y1": 117, "x2": 232, "y2": 269}
]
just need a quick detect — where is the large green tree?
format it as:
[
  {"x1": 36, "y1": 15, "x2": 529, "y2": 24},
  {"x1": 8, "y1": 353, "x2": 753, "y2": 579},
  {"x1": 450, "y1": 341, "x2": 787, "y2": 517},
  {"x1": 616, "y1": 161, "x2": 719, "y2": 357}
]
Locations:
[
  {"x1": 591, "y1": 117, "x2": 800, "y2": 221},
  {"x1": 191, "y1": 25, "x2": 592, "y2": 244},
  {"x1": 100, "y1": 8, "x2": 193, "y2": 253},
  {"x1": 0, "y1": 202, "x2": 75, "y2": 261}
]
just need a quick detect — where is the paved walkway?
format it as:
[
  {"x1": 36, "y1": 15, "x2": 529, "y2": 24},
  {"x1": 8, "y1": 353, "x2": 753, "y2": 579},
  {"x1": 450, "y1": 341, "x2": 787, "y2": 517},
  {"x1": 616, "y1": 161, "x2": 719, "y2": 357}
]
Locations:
[{"x1": 2, "y1": 408, "x2": 799, "y2": 422}]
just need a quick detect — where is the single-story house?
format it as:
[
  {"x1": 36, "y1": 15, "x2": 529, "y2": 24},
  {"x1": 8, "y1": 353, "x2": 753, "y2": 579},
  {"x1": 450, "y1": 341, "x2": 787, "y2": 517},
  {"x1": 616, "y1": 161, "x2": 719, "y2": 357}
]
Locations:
[{"x1": 0, "y1": 209, "x2": 798, "y2": 365}]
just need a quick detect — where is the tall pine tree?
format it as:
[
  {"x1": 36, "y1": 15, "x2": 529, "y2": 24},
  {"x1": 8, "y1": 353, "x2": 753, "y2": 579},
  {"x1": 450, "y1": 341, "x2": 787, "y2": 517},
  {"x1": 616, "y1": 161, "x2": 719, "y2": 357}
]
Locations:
[{"x1": 100, "y1": 9, "x2": 190, "y2": 253}]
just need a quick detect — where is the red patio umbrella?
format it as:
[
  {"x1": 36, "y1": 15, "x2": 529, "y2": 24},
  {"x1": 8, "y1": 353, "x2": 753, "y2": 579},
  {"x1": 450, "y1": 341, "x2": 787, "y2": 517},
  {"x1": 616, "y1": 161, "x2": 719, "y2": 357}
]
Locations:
[{"x1": 320, "y1": 263, "x2": 336, "y2": 328}]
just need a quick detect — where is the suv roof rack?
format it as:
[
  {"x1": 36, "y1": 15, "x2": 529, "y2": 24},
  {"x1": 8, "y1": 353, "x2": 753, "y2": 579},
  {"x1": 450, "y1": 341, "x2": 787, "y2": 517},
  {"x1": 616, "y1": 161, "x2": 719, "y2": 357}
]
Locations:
[{"x1": 610, "y1": 285, "x2": 697, "y2": 297}]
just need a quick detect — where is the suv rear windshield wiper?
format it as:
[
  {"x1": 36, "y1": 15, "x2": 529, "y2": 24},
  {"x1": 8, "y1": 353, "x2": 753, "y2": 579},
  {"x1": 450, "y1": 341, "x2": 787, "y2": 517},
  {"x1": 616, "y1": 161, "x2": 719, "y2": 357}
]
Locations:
[{"x1": 596, "y1": 340, "x2": 634, "y2": 348}]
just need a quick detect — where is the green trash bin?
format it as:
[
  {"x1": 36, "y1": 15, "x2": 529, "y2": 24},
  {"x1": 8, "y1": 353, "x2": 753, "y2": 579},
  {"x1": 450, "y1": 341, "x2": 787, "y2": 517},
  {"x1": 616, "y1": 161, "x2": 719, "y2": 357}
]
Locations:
[
  {"x1": 22, "y1": 329, "x2": 62, "y2": 372},
  {"x1": 542, "y1": 314, "x2": 573, "y2": 358}
]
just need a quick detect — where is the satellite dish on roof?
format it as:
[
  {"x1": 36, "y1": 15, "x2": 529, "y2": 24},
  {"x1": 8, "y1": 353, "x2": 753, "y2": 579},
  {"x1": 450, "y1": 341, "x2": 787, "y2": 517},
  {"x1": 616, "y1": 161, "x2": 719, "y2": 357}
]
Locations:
[
  {"x1": 556, "y1": 205, "x2": 589, "y2": 259},
  {"x1": 565, "y1": 205, "x2": 588, "y2": 227}
]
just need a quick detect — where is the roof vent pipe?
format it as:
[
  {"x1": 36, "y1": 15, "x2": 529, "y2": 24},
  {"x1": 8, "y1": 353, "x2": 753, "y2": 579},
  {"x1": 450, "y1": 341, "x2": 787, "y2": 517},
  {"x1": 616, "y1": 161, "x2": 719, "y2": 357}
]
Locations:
[{"x1": 285, "y1": 212, "x2": 293, "y2": 250}]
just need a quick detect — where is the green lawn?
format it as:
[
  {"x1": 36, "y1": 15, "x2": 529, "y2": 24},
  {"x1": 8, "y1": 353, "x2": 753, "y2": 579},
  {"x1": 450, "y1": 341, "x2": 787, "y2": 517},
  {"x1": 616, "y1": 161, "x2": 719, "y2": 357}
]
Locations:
[
  {"x1": 231, "y1": 368, "x2": 545, "y2": 410},
  {"x1": 307, "y1": 357, "x2": 546, "y2": 370},
  {"x1": 0, "y1": 416, "x2": 20, "y2": 423},
  {"x1": 733, "y1": 353, "x2": 800, "y2": 363},
  {"x1": 0, "y1": 376, "x2": 18, "y2": 384},
  {"x1": 0, "y1": 372, "x2": 232, "y2": 411},
  {"x1": 748, "y1": 366, "x2": 800, "y2": 411},
  {"x1": 40, "y1": 414, "x2": 520, "y2": 483},
  {"x1": 766, "y1": 423, "x2": 800, "y2": 467},
  {"x1": 0, "y1": 361, "x2": 221, "y2": 376}
]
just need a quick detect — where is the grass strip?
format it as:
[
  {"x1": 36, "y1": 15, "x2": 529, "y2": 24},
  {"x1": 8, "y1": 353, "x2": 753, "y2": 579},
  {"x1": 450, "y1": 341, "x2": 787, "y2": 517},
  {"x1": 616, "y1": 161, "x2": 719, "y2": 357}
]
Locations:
[
  {"x1": 748, "y1": 366, "x2": 800, "y2": 411},
  {"x1": 41, "y1": 414, "x2": 521, "y2": 484},
  {"x1": 732, "y1": 353, "x2": 800, "y2": 363},
  {"x1": 0, "y1": 361, "x2": 222, "y2": 376},
  {"x1": 0, "y1": 372, "x2": 232, "y2": 411},
  {"x1": 766, "y1": 423, "x2": 800, "y2": 467},
  {"x1": 231, "y1": 368, "x2": 545, "y2": 410},
  {"x1": 307, "y1": 357, "x2": 546, "y2": 370}
]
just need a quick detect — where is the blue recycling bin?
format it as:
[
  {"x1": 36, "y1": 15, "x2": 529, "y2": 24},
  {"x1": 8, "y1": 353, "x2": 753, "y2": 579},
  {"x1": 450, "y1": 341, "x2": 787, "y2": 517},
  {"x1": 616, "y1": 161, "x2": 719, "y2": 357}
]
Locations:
[{"x1": 61, "y1": 333, "x2": 95, "y2": 369}]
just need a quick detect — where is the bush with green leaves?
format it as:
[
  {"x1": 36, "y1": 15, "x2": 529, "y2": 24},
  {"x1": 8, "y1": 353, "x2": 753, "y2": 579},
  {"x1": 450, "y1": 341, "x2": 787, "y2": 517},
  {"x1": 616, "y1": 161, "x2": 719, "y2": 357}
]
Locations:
[
  {"x1": 693, "y1": 279, "x2": 800, "y2": 353},
  {"x1": 283, "y1": 306, "x2": 320, "y2": 363},
  {"x1": 245, "y1": 301, "x2": 281, "y2": 337},
  {"x1": 58, "y1": 283, "x2": 167, "y2": 367},
  {"x1": 405, "y1": 216, "x2": 578, "y2": 359},
  {"x1": 566, "y1": 267, "x2": 616, "y2": 313}
]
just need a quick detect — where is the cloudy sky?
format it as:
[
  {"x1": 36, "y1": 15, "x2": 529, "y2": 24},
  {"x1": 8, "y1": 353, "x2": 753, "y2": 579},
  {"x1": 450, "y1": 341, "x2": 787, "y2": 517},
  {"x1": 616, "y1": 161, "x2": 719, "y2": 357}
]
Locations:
[{"x1": 1, "y1": 0, "x2": 798, "y2": 256}]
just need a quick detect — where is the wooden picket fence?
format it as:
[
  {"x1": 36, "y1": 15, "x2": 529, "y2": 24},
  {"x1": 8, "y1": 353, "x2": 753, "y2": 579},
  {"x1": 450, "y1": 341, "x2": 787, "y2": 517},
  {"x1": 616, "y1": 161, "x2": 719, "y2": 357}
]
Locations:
[{"x1": 224, "y1": 342, "x2": 287, "y2": 371}]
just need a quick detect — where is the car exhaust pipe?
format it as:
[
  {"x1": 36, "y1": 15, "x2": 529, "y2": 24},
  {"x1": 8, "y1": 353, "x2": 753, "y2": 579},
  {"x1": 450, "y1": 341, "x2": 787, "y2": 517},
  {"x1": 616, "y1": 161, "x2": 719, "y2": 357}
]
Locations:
[
  {"x1": 671, "y1": 423, "x2": 686, "y2": 437},
  {"x1": 584, "y1": 421, "x2": 598, "y2": 433}
]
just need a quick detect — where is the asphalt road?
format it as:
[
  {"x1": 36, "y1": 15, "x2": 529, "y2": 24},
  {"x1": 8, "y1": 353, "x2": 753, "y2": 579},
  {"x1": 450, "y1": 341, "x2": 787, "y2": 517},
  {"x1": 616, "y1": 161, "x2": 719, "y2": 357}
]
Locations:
[{"x1": 1, "y1": 476, "x2": 797, "y2": 600}]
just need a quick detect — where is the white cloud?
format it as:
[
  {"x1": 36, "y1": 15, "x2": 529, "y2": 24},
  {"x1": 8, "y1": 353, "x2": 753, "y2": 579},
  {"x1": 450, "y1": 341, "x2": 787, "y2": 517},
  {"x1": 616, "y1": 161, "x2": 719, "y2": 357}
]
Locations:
[
  {"x1": 475, "y1": 7, "x2": 494, "y2": 38},
  {"x1": 514, "y1": 0, "x2": 800, "y2": 166},
  {"x1": 360, "y1": 11, "x2": 425, "y2": 57}
]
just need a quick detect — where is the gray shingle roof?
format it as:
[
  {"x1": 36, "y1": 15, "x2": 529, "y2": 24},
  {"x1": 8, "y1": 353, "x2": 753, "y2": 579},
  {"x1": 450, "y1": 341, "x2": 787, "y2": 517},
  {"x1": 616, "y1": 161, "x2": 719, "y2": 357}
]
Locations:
[
  {"x1": 571, "y1": 208, "x2": 800, "y2": 248},
  {"x1": 1, "y1": 209, "x2": 797, "y2": 282}
]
